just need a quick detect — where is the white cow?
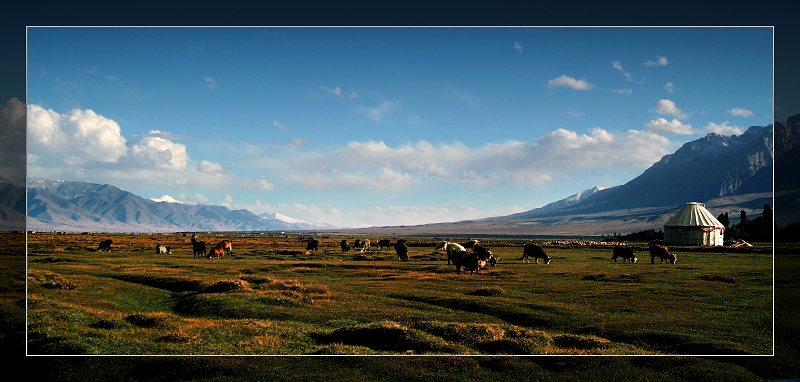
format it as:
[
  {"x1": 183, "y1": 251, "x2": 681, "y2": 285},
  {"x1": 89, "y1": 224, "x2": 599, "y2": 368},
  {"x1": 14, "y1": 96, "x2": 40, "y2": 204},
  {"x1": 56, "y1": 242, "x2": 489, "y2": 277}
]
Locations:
[{"x1": 446, "y1": 243, "x2": 467, "y2": 265}]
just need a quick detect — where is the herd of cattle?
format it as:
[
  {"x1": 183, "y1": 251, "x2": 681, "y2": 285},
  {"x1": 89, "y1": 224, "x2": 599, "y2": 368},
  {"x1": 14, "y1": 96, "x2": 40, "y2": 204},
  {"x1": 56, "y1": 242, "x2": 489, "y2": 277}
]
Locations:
[{"x1": 94, "y1": 236, "x2": 677, "y2": 275}]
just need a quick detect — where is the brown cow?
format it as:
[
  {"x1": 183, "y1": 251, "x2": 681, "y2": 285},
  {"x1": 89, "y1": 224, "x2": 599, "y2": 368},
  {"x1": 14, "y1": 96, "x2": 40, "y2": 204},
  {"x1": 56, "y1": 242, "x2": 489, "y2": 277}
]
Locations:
[{"x1": 649, "y1": 244, "x2": 676, "y2": 264}]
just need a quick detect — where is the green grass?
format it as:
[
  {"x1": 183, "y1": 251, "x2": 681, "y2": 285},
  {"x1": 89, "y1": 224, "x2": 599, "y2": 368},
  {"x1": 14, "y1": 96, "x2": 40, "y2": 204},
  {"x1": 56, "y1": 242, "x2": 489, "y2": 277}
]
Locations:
[{"x1": 23, "y1": 233, "x2": 774, "y2": 356}]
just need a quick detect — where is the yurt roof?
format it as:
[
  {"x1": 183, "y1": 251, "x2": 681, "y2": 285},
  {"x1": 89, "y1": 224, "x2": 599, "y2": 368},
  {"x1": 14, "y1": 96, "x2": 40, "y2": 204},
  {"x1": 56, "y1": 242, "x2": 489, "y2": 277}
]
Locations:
[{"x1": 664, "y1": 202, "x2": 724, "y2": 228}]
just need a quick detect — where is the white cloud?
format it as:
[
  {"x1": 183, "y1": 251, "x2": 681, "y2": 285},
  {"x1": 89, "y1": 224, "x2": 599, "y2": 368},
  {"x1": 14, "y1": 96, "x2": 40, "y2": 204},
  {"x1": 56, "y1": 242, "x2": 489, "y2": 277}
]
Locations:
[
  {"x1": 358, "y1": 100, "x2": 397, "y2": 122},
  {"x1": 643, "y1": 117, "x2": 696, "y2": 135},
  {"x1": 27, "y1": 104, "x2": 129, "y2": 165},
  {"x1": 706, "y1": 121, "x2": 744, "y2": 135},
  {"x1": 547, "y1": 75, "x2": 595, "y2": 90},
  {"x1": 610, "y1": 88, "x2": 632, "y2": 95},
  {"x1": 321, "y1": 85, "x2": 342, "y2": 97},
  {"x1": 650, "y1": 99, "x2": 688, "y2": 120},
  {"x1": 728, "y1": 108, "x2": 754, "y2": 117},
  {"x1": 197, "y1": 160, "x2": 224, "y2": 175},
  {"x1": 664, "y1": 82, "x2": 674, "y2": 93},
  {"x1": 566, "y1": 110, "x2": 585, "y2": 117},
  {"x1": 255, "y1": 178, "x2": 276, "y2": 191},
  {"x1": 513, "y1": 41, "x2": 523, "y2": 54},
  {"x1": 273, "y1": 120, "x2": 287, "y2": 130},
  {"x1": 129, "y1": 132, "x2": 189, "y2": 170},
  {"x1": 348, "y1": 91, "x2": 359, "y2": 100},
  {"x1": 643, "y1": 56, "x2": 669, "y2": 67},
  {"x1": 202, "y1": 76, "x2": 217, "y2": 89}
]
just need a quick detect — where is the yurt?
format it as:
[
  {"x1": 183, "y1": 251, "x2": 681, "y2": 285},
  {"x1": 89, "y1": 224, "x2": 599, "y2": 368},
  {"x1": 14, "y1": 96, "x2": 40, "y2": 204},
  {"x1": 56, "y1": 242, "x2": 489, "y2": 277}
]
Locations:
[{"x1": 663, "y1": 202, "x2": 725, "y2": 246}]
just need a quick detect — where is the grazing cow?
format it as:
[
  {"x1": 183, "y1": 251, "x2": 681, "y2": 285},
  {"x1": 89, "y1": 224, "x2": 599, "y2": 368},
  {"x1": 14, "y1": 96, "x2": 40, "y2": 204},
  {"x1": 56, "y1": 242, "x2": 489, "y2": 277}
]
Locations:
[
  {"x1": 207, "y1": 245, "x2": 225, "y2": 259},
  {"x1": 306, "y1": 239, "x2": 319, "y2": 251},
  {"x1": 446, "y1": 243, "x2": 467, "y2": 265},
  {"x1": 435, "y1": 240, "x2": 449, "y2": 251},
  {"x1": 521, "y1": 243, "x2": 551, "y2": 264},
  {"x1": 474, "y1": 245, "x2": 498, "y2": 266},
  {"x1": 218, "y1": 240, "x2": 233, "y2": 255},
  {"x1": 191, "y1": 236, "x2": 206, "y2": 259},
  {"x1": 463, "y1": 239, "x2": 480, "y2": 250},
  {"x1": 611, "y1": 246, "x2": 637, "y2": 263},
  {"x1": 155, "y1": 244, "x2": 171, "y2": 254},
  {"x1": 394, "y1": 239, "x2": 409, "y2": 261},
  {"x1": 452, "y1": 249, "x2": 493, "y2": 275},
  {"x1": 377, "y1": 239, "x2": 392, "y2": 250},
  {"x1": 97, "y1": 239, "x2": 113, "y2": 252},
  {"x1": 649, "y1": 244, "x2": 676, "y2": 264},
  {"x1": 340, "y1": 240, "x2": 351, "y2": 252},
  {"x1": 354, "y1": 239, "x2": 370, "y2": 252}
]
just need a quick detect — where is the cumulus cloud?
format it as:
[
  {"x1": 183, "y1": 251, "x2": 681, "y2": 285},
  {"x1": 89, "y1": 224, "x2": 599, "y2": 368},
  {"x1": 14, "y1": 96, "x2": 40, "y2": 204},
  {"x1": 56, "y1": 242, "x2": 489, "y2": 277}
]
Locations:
[
  {"x1": 728, "y1": 108, "x2": 754, "y2": 117},
  {"x1": 27, "y1": 104, "x2": 128, "y2": 165},
  {"x1": 643, "y1": 56, "x2": 669, "y2": 67},
  {"x1": 706, "y1": 121, "x2": 744, "y2": 135},
  {"x1": 128, "y1": 132, "x2": 189, "y2": 170},
  {"x1": 279, "y1": 127, "x2": 672, "y2": 193},
  {"x1": 643, "y1": 118, "x2": 696, "y2": 135},
  {"x1": 650, "y1": 99, "x2": 688, "y2": 120},
  {"x1": 513, "y1": 41, "x2": 523, "y2": 54},
  {"x1": 547, "y1": 75, "x2": 595, "y2": 91},
  {"x1": 664, "y1": 82, "x2": 674, "y2": 93},
  {"x1": 197, "y1": 160, "x2": 224, "y2": 175},
  {"x1": 358, "y1": 100, "x2": 397, "y2": 122}
]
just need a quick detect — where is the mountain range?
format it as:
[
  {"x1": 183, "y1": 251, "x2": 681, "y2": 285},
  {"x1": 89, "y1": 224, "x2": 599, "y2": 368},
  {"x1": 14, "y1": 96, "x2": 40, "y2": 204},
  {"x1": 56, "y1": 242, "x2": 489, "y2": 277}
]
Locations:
[{"x1": 0, "y1": 118, "x2": 791, "y2": 234}]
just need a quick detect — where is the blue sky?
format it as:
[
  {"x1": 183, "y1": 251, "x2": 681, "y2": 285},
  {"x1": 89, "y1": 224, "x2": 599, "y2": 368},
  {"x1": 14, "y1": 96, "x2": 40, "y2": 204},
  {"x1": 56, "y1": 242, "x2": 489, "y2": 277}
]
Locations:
[{"x1": 25, "y1": 27, "x2": 773, "y2": 228}]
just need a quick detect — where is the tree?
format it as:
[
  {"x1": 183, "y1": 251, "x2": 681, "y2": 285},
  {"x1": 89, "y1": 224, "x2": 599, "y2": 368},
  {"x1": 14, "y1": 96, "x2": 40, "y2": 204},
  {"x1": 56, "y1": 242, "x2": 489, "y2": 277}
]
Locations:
[{"x1": 740, "y1": 210, "x2": 748, "y2": 224}]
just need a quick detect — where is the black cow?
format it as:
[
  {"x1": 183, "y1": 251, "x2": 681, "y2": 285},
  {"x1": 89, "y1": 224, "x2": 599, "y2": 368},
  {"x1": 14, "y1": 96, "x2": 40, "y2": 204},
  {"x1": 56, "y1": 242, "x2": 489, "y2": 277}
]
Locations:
[
  {"x1": 377, "y1": 239, "x2": 392, "y2": 250},
  {"x1": 649, "y1": 244, "x2": 676, "y2": 264},
  {"x1": 394, "y1": 239, "x2": 409, "y2": 261},
  {"x1": 97, "y1": 239, "x2": 113, "y2": 252},
  {"x1": 306, "y1": 239, "x2": 319, "y2": 251},
  {"x1": 474, "y1": 245, "x2": 498, "y2": 266},
  {"x1": 340, "y1": 240, "x2": 351, "y2": 252},
  {"x1": 611, "y1": 246, "x2": 637, "y2": 263},
  {"x1": 191, "y1": 236, "x2": 206, "y2": 259},
  {"x1": 463, "y1": 239, "x2": 480, "y2": 250},
  {"x1": 521, "y1": 243, "x2": 551, "y2": 264},
  {"x1": 452, "y1": 249, "x2": 493, "y2": 275}
]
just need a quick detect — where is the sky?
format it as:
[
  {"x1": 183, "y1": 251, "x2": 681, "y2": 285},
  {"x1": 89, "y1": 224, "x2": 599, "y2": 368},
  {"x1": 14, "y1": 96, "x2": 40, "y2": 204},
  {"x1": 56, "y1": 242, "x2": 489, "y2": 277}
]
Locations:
[{"x1": 24, "y1": 27, "x2": 773, "y2": 228}]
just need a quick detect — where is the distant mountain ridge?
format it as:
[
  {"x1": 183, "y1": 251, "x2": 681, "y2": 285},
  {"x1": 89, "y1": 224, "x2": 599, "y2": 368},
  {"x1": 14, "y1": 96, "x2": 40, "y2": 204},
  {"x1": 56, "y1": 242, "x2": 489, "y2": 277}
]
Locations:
[{"x1": 24, "y1": 179, "x2": 338, "y2": 232}]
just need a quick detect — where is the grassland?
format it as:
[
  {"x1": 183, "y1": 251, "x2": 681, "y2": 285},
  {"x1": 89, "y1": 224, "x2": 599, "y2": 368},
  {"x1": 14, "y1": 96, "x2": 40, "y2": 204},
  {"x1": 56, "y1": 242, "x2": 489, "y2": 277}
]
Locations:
[{"x1": 24, "y1": 232, "x2": 773, "y2": 356}]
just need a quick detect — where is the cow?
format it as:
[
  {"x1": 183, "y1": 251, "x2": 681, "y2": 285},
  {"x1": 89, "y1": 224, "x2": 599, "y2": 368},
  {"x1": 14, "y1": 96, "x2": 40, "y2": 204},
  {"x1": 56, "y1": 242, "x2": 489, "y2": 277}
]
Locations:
[
  {"x1": 340, "y1": 240, "x2": 351, "y2": 252},
  {"x1": 611, "y1": 246, "x2": 637, "y2": 263},
  {"x1": 377, "y1": 239, "x2": 392, "y2": 250},
  {"x1": 191, "y1": 235, "x2": 206, "y2": 259},
  {"x1": 155, "y1": 244, "x2": 171, "y2": 254},
  {"x1": 218, "y1": 240, "x2": 233, "y2": 255},
  {"x1": 97, "y1": 239, "x2": 113, "y2": 252},
  {"x1": 435, "y1": 240, "x2": 449, "y2": 251},
  {"x1": 446, "y1": 243, "x2": 467, "y2": 265},
  {"x1": 207, "y1": 245, "x2": 225, "y2": 259},
  {"x1": 521, "y1": 243, "x2": 551, "y2": 264},
  {"x1": 354, "y1": 239, "x2": 370, "y2": 252},
  {"x1": 649, "y1": 244, "x2": 676, "y2": 264},
  {"x1": 474, "y1": 245, "x2": 498, "y2": 266},
  {"x1": 394, "y1": 239, "x2": 409, "y2": 261},
  {"x1": 463, "y1": 239, "x2": 480, "y2": 250},
  {"x1": 306, "y1": 239, "x2": 319, "y2": 252},
  {"x1": 452, "y1": 249, "x2": 493, "y2": 275}
]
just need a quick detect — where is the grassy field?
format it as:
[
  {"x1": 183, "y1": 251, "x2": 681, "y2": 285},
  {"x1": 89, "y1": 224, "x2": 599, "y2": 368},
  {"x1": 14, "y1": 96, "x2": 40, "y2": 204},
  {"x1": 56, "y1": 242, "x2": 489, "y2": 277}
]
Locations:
[{"x1": 25, "y1": 232, "x2": 773, "y2": 356}]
